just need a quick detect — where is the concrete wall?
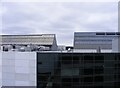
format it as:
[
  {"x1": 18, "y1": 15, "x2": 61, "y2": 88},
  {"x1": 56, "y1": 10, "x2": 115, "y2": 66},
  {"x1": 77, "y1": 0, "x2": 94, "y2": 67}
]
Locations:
[{"x1": 2, "y1": 52, "x2": 36, "y2": 87}]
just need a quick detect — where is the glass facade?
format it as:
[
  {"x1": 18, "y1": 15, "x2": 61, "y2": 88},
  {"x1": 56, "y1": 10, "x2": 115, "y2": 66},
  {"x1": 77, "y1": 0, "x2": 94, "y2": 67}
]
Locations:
[{"x1": 37, "y1": 53, "x2": 120, "y2": 88}]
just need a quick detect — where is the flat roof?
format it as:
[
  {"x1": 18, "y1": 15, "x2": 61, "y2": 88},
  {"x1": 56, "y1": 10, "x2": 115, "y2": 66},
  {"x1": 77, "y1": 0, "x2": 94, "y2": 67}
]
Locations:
[
  {"x1": 36, "y1": 50, "x2": 119, "y2": 53},
  {"x1": 74, "y1": 32, "x2": 120, "y2": 36}
]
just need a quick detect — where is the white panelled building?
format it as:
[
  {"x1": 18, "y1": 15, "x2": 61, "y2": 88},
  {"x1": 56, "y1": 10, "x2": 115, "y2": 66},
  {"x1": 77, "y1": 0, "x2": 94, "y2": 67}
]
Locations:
[{"x1": 2, "y1": 52, "x2": 36, "y2": 87}]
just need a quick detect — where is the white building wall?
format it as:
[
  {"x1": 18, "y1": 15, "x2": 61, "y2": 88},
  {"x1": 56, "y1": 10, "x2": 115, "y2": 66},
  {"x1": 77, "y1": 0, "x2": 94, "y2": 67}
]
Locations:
[
  {"x1": 112, "y1": 39, "x2": 118, "y2": 52},
  {"x1": 112, "y1": 37, "x2": 120, "y2": 52},
  {"x1": 0, "y1": 52, "x2": 2, "y2": 88},
  {"x1": 2, "y1": 52, "x2": 36, "y2": 87},
  {"x1": 118, "y1": 37, "x2": 120, "y2": 52}
]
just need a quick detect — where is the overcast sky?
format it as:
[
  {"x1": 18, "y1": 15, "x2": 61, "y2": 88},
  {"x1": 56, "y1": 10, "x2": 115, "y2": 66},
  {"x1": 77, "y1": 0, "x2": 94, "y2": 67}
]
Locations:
[{"x1": 1, "y1": 1, "x2": 118, "y2": 45}]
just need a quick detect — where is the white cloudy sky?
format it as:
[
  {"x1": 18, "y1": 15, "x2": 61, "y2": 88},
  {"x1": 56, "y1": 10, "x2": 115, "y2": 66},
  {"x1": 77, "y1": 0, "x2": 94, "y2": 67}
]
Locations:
[{"x1": 0, "y1": 0, "x2": 119, "y2": 45}]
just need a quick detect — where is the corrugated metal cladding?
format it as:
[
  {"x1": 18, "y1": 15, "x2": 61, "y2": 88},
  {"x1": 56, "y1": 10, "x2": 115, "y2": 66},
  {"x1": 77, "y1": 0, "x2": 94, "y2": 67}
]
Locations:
[{"x1": 0, "y1": 34, "x2": 55, "y2": 45}]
